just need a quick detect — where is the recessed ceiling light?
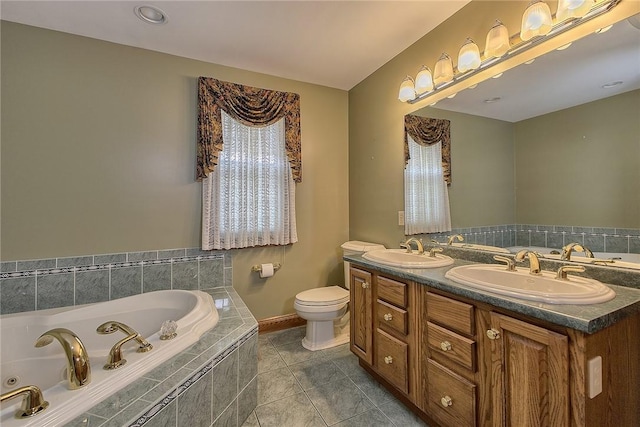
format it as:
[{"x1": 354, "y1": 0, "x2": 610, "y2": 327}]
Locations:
[
  {"x1": 484, "y1": 97, "x2": 502, "y2": 104},
  {"x1": 524, "y1": 58, "x2": 536, "y2": 65},
  {"x1": 492, "y1": 73, "x2": 503, "y2": 79},
  {"x1": 557, "y1": 42, "x2": 572, "y2": 51},
  {"x1": 595, "y1": 24, "x2": 613, "y2": 34},
  {"x1": 602, "y1": 81, "x2": 623, "y2": 89},
  {"x1": 134, "y1": 5, "x2": 168, "y2": 24}
]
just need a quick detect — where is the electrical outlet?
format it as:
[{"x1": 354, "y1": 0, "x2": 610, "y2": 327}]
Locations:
[
  {"x1": 588, "y1": 356, "x2": 602, "y2": 398},
  {"x1": 398, "y1": 211, "x2": 404, "y2": 226}
]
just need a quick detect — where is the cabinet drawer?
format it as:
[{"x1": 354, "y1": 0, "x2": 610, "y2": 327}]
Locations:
[
  {"x1": 375, "y1": 329, "x2": 408, "y2": 393},
  {"x1": 427, "y1": 322, "x2": 476, "y2": 372},
  {"x1": 377, "y1": 276, "x2": 407, "y2": 308},
  {"x1": 377, "y1": 300, "x2": 408, "y2": 336},
  {"x1": 426, "y1": 292, "x2": 474, "y2": 336},
  {"x1": 427, "y1": 359, "x2": 476, "y2": 427}
]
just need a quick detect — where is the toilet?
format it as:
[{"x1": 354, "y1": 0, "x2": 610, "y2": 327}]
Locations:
[{"x1": 294, "y1": 241, "x2": 385, "y2": 351}]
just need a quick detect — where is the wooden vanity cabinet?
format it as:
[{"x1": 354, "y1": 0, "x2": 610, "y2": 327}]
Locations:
[
  {"x1": 350, "y1": 266, "x2": 640, "y2": 427},
  {"x1": 349, "y1": 267, "x2": 373, "y2": 364},
  {"x1": 349, "y1": 267, "x2": 420, "y2": 403}
]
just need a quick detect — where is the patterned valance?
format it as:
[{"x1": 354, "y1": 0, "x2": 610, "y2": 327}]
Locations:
[
  {"x1": 197, "y1": 77, "x2": 302, "y2": 182},
  {"x1": 404, "y1": 115, "x2": 451, "y2": 184}
]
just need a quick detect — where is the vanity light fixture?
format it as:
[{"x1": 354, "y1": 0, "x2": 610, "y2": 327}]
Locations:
[
  {"x1": 521, "y1": 0, "x2": 553, "y2": 41},
  {"x1": 485, "y1": 20, "x2": 511, "y2": 59},
  {"x1": 433, "y1": 53, "x2": 454, "y2": 87},
  {"x1": 398, "y1": 0, "x2": 621, "y2": 105},
  {"x1": 557, "y1": 0, "x2": 594, "y2": 22},
  {"x1": 457, "y1": 38, "x2": 481, "y2": 72},
  {"x1": 134, "y1": 5, "x2": 168, "y2": 24}
]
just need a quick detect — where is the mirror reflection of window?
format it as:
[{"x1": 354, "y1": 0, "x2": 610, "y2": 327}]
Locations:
[{"x1": 404, "y1": 134, "x2": 451, "y2": 235}]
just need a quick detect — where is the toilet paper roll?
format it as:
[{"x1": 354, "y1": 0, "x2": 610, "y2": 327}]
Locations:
[{"x1": 260, "y1": 263, "x2": 274, "y2": 278}]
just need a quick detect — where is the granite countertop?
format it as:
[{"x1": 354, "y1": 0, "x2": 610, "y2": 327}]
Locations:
[{"x1": 345, "y1": 254, "x2": 640, "y2": 334}]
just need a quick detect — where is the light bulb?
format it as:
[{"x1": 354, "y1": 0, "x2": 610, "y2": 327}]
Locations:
[
  {"x1": 398, "y1": 76, "x2": 416, "y2": 102},
  {"x1": 415, "y1": 66, "x2": 434, "y2": 94},
  {"x1": 433, "y1": 53, "x2": 454, "y2": 87},
  {"x1": 521, "y1": 0, "x2": 553, "y2": 41},
  {"x1": 458, "y1": 38, "x2": 481, "y2": 72},
  {"x1": 556, "y1": 0, "x2": 593, "y2": 22},
  {"x1": 485, "y1": 20, "x2": 510, "y2": 58}
]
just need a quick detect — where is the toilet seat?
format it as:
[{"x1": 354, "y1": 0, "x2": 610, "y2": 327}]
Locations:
[{"x1": 295, "y1": 286, "x2": 349, "y2": 307}]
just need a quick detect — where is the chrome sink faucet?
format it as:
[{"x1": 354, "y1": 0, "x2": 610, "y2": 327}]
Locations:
[
  {"x1": 447, "y1": 234, "x2": 464, "y2": 245},
  {"x1": 561, "y1": 243, "x2": 594, "y2": 261},
  {"x1": 401, "y1": 237, "x2": 424, "y2": 254},
  {"x1": 515, "y1": 250, "x2": 542, "y2": 275},
  {"x1": 35, "y1": 328, "x2": 91, "y2": 389},
  {"x1": 97, "y1": 321, "x2": 153, "y2": 370}
]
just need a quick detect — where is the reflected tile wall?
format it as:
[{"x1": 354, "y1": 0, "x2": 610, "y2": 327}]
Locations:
[
  {"x1": 0, "y1": 248, "x2": 232, "y2": 315},
  {"x1": 425, "y1": 224, "x2": 640, "y2": 254}
]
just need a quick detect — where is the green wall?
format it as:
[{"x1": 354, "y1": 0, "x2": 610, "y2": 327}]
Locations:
[
  {"x1": 515, "y1": 89, "x2": 640, "y2": 228},
  {"x1": 1, "y1": 21, "x2": 350, "y2": 320}
]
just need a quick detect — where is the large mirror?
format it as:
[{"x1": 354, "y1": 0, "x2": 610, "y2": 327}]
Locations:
[{"x1": 407, "y1": 14, "x2": 640, "y2": 269}]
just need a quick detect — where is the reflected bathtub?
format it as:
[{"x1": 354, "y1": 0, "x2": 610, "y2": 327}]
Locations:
[{"x1": 0, "y1": 290, "x2": 218, "y2": 427}]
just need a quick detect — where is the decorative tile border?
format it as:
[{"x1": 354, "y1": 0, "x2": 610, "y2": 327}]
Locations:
[{"x1": 0, "y1": 248, "x2": 232, "y2": 315}]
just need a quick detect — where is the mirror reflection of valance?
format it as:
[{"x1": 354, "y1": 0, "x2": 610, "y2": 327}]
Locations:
[
  {"x1": 404, "y1": 115, "x2": 451, "y2": 184},
  {"x1": 197, "y1": 77, "x2": 302, "y2": 182}
]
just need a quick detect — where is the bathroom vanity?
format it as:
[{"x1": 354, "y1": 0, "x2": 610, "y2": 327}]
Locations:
[{"x1": 347, "y1": 256, "x2": 640, "y2": 427}]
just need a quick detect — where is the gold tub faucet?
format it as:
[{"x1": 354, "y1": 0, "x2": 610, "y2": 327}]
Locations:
[
  {"x1": 96, "y1": 321, "x2": 153, "y2": 370},
  {"x1": 35, "y1": 328, "x2": 91, "y2": 389},
  {"x1": 447, "y1": 234, "x2": 464, "y2": 245},
  {"x1": 0, "y1": 385, "x2": 49, "y2": 419}
]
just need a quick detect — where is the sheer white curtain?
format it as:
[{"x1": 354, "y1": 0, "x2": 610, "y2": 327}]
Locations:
[
  {"x1": 404, "y1": 134, "x2": 451, "y2": 235},
  {"x1": 202, "y1": 111, "x2": 297, "y2": 250}
]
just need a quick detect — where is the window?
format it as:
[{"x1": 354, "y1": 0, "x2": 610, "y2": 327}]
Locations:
[
  {"x1": 404, "y1": 134, "x2": 451, "y2": 235},
  {"x1": 202, "y1": 111, "x2": 297, "y2": 250}
]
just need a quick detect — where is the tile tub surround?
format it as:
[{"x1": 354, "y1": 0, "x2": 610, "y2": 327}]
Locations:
[
  {"x1": 244, "y1": 326, "x2": 427, "y2": 427},
  {"x1": 64, "y1": 287, "x2": 258, "y2": 427},
  {"x1": 0, "y1": 248, "x2": 232, "y2": 315}
]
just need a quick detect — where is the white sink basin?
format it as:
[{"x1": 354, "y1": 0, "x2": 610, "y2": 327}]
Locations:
[
  {"x1": 363, "y1": 249, "x2": 454, "y2": 268},
  {"x1": 445, "y1": 264, "x2": 615, "y2": 304}
]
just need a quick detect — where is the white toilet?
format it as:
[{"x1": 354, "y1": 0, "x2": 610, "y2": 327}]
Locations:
[{"x1": 294, "y1": 241, "x2": 385, "y2": 351}]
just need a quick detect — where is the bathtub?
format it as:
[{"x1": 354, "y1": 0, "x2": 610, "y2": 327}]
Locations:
[{"x1": 0, "y1": 290, "x2": 219, "y2": 427}]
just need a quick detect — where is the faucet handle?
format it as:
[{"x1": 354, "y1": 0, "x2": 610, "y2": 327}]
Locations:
[
  {"x1": 429, "y1": 247, "x2": 444, "y2": 257},
  {"x1": 556, "y1": 265, "x2": 586, "y2": 280},
  {"x1": 493, "y1": 255, "x2": 516, "y2": 271},
  {"x1": 0, "y1": 385, "x2": 49, "y2": 419}
]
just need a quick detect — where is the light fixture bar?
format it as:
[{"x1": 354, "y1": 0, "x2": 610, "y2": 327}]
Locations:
[{"x1": 406, "y1": 0, "x2": 620, "y2": 104}]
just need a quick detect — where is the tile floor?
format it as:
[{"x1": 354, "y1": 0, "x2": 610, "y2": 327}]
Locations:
[{"x1": 241, "y1": 326, "x2": 428, "y2": 427}]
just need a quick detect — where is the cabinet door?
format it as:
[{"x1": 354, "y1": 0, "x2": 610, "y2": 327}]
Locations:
[
  {"x1": 488, "y1": 313, "x2": 569, "y2": 427},
  {"x1": 350, "y1": 268, "x2": 373, "y2": 364}
]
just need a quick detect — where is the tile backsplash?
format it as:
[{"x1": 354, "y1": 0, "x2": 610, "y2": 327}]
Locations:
[
  {"x1": 0, "y1": 248, "x2": 231, "y2": 315},
  {"x1": 427, "y1": 224, "x2": 640, "y2": 253}
]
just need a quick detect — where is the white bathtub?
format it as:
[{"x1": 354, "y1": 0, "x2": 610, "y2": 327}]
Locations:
[{"x1": 0, "y1": 290, "x2": 219, "y2": 427}]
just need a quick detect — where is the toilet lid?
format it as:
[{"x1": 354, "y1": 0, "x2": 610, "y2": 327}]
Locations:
[{"x1": 295, "y1": 286, "x2": 349, "y2": 306}]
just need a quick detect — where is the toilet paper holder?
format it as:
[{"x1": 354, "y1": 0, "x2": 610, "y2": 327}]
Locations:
[{"x1": 251, "y1": 263, "x2": 282, "y2": 274}]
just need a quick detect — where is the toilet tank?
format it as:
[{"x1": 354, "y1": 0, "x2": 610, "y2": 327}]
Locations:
[{"x1": 341, "y1": 241, "x2": 385, "y2": 288}]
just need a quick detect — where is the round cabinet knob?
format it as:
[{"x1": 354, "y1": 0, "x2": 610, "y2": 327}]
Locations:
[
  {"x1": 441, "y1": 396, "x2": 453, "y2": 407},
  {"x1": 440, "y1": 341, "x2": 452, "y2": 352},
  {"x1": 361, "y1": 282, "x2": 370, "y2": 289},
  {"x1": 384, "y1": 356, "x2": 393, "y2": 364},
  {"x1": 486, "y1": 329, "x2": 501, "y2": 340},
  {"x1": 383, "y1": 313, "x2": 393, "y2": 321}
]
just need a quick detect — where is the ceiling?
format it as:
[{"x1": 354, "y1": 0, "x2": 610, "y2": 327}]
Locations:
[{"x1": 0, "y1": 0, "x2": 470, "y2": 91}]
